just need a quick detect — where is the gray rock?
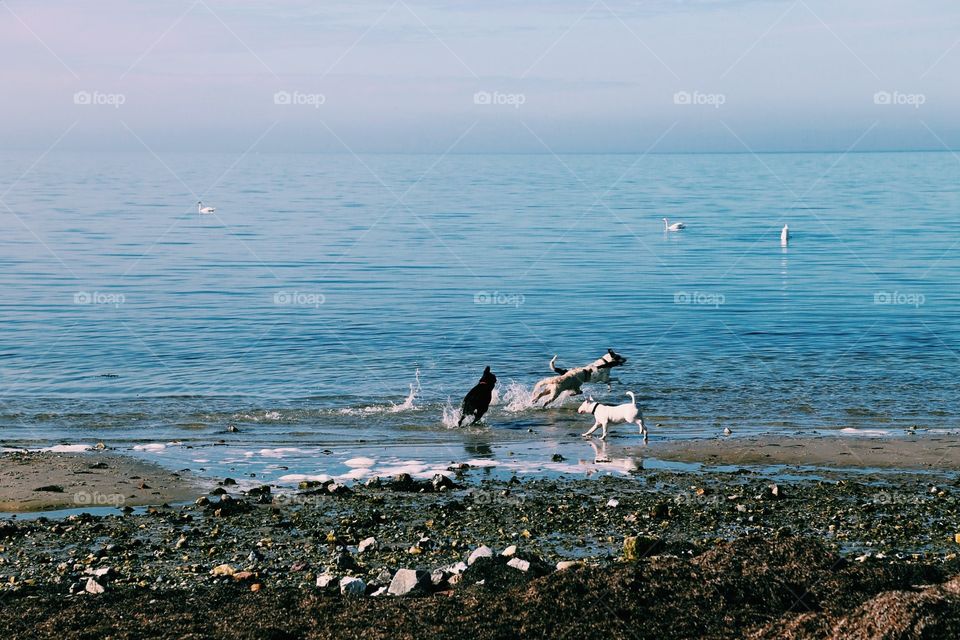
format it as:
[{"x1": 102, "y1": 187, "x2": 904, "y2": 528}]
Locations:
[
  {"x1": 358, "y1": 537, "x2": 377, "y2": 553},
  {"x1": 388, "y1": 568, "x2": 430, "y2": 596},
  {"x1": 84, "y1": 578, "x2": 105, "y2": 595},
  {"x1": 316, "y1": 573, "x2": 338, "y2": 590},
  {"x1": 339, "y1": 576, "x2": 366, "y2": 597},
  {"x1": 507, "y1": 558, "x2": 530, "y2": 572},
  {"x1": 447, "y1": 561, "x2": 468, "y2": 575},
  {"x1": 430, "y1": 569, "x2": 447, "y2": 586},
  {"x1": 468, "y1": 545, "x2": 493, "y2": 565}
]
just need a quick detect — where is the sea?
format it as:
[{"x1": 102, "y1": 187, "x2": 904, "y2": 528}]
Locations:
[{"x1": 1, "y1": 150, "x2": 958, "y2": 486}]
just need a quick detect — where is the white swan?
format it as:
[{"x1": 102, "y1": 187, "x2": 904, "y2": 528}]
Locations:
[
  {"x1": 780, "y1": 224, "x2": 789, "y2": 246},
  {"x1": 198, "y1": 201, "x2": 215, "y2": 214},
  {"x1": 663, "y1": 217, "x2": 685, "y2": 232}
]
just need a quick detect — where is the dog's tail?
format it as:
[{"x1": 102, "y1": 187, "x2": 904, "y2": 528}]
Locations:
[
  {"x1": 549, "y1": 355, "x2": 568, "y2": 375},
  {"x1": 626, "y1": 391, "x2": 636, "y2": 405}
]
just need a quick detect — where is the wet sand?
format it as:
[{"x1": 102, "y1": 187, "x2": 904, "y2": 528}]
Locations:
[
  {"x1": 650, "y1": 434, "x2": 960, "y2": 470},
  {"x1": 0, "y1": 451, "x2": 202, "y2": 512}
]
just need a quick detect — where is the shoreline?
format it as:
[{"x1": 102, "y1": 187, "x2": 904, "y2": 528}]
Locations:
[
  {"x1": 649, "y1": 434, "x2": 960, "y2": 470},
  {"x1": 0, "y1": 451, "x2": 202, "y2": 512}
]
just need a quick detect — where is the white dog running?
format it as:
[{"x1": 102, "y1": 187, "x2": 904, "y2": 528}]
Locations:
[{"x1": 578, "y1": 391, "x2": 648, "y2": 441}]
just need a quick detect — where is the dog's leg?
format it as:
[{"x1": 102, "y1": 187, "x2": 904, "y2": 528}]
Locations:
[
  {"x1": 636, "y1": 420, "x2": 648, "y2": 440},
  {"x1": 582, "y1": 422, "x2": 601, "y2": 437},
  {"x1": 599, "y1": 422, "x2": 608, "y2": 440}
]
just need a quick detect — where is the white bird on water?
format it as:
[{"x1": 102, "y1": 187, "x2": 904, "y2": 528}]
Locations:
[
  {"x1": 780, "y1": 224, "x2": 789, "y2": 246},
  {"x1": 198, "y1": 201, "x2": 216, "y2": 214},
  {"x1": 663, "y1": 218, "x2": 686, "y2": 232}
]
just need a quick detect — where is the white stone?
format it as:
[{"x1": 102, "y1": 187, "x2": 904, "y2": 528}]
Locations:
[
  {"x1": 388, "y1": 568, "x2": 429, "y2": 596},
  {"x1": 507, "y1": 558, "x2": 530, "y2": 572},
  {"x1": 501, "y1": 545, "x2": 517, "y2": 557},
  {"x1": 339, "y1": 576, "x2": 366, "y2": 596},
  {"x1": 84, "y1": 578, "x2": 105, "y2": 594},
  {"x1": 556, "y1": 560, "x2": 583, "y2": 571},
  {"x1": 468, "y1": 545, "x2": 494, "y2": 565},
  {"x1": 607, "y1": 499, "x2": 619, "y2": 508},
  {"x1": 358, "y1": 537, "x2": 377, "y2": 553},
  {"x1": 316, "y1": 574, "x2": 337, "y2": 589}
]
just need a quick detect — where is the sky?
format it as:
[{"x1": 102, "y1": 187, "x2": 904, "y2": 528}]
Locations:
[{"x1": 1, "y1": 0, "x2": 958, "y2": 153}]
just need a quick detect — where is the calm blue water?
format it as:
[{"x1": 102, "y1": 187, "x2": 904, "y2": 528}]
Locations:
[{"x1": 1, "y1": 151, "x2": 958, "y2": 483}]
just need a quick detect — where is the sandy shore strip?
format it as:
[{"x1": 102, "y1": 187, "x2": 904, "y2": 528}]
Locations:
[
  {"x1": 650, "y1": 434, "x2": 960, "y2": 470},
  {"x1": 0, "y1": 451, "x2": 202, "y2": 512}
]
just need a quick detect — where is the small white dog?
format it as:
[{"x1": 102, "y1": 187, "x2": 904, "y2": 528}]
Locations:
[{"x1": 578, "y1": 391, "x2": 648, "y2": 441}]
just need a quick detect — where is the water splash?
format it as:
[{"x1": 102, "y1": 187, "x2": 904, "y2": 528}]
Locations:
[
  {"x1": 389, "y1": 368, "x2": 420, "y2": 413},
  {"x1": 441, "y1": 397, "x2": 462, "y2": 428},
  {"x1": 500, "y1": 380, "x2": 536, "y2": 412},
  {"x1": 337, "y1": 369, "x2": 421, "y2": 416}
]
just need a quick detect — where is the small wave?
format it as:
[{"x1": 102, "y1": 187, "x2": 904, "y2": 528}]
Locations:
[
  {"x1": 41, "y1": 444, "x2": 92, "y2": 453},
  {"x1": 344, "y1": 456, "x2": 376, "y2": 468},
  {"x1": 839, "y1": 427, "x2": 892, "y2": 437},
  {"x1": 133, "y1": 443, "x2": 167, "y2": 452},
  {"x1": 256, "y1": 447, "x2": 304, "y2": 459},
  {"x1": 337, "y1": 369, "x2": 421, "y2": 416}
]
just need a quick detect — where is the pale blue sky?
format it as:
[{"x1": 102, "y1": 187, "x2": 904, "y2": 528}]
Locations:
[{"x1": 1, "y1": 0, "x2": 957, "y2": 152}]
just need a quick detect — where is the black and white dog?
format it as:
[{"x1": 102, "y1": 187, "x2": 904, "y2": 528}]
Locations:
[
  {"x1": 531, "y1": 349, "x2": 627, "y2": 407},
  {"x1": 458, "y1": 366, "x2": 497, "y2": 426},
  {"x1": 578, "y1": 391, "x2": 647, "y2": 441}
]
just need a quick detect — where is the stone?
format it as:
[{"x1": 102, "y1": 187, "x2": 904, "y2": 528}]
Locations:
[
  {"x1": 211, "y1": 564, "x2": 236, "y2": 577},
  {"x1": 765, "y1": 484, "x2": 784, "y2": 500},
  {"x1": 556, "y1": 560, "x2": 583, "y2": 571},
  {"x1": 623, "y1": 536, "x2": 665, "y2": 561},
  {"x1": 431, "y1": 473, "x2": 455, "y2": 492},
  {"x1": 339, "y1": 576, "x2": 366, "y2": 597},
  {"x1": 501, "y1": 545, "x2": 518, "y2": 557},
  {"x1": 358, "y1": 537, "x2": 377, "y2": 553},
  {"x1": 507, "y1": 558, "x2": 530, "y2": 572},
  {"x1": 334, "y1": 552, "x2": 359, "y2": 572},
  {"x1": 388, "y1": 568, "x2": 430, "y2": 596},
  {"x1": 468, "y1": 545, "x2": 494, "y2": 565},
  {"x1": 222, "y1": 478, "x2": 237, "y2": 486},
  {"x1": 195, "y1": 496, "x2": 210, "y2": 507},
  {"x1": 364, "y1": 476, "x2": 382, "y2": 488},
  {"x1": 84, "y1": 577, "x2": 105, "y2": 594},
  {"x1": 316, "y1": 574, "x2": 337, "y2": 590},
  {"x1": 327, "y1": 482, "x2": 351, "y2": 496},
  {"x1": 371, "y1": 586, "x2": 388, "y2": 596},
  {"x1": 607, "y1": 498, "x2": 620, "y2": 508}
]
